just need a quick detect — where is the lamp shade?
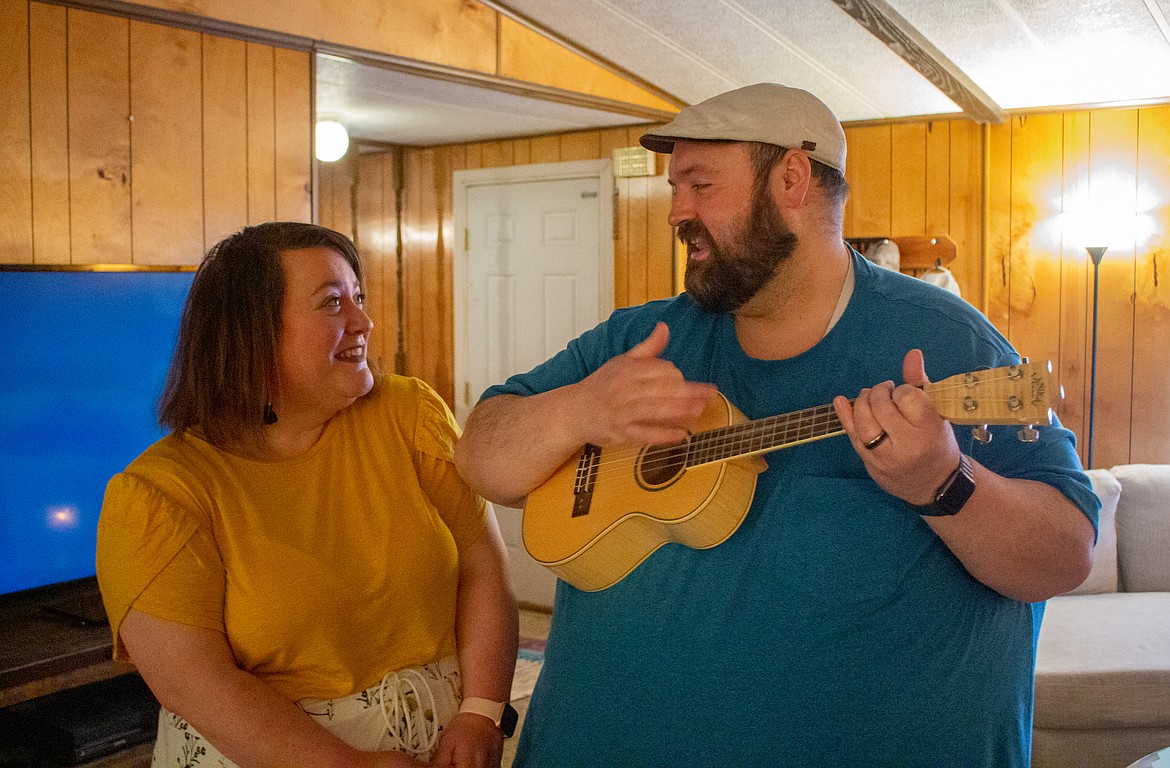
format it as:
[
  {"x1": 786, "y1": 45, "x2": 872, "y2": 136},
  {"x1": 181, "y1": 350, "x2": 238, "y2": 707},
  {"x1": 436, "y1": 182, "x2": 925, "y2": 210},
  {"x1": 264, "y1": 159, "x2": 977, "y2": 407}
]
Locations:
[{"x1": 315, "y1": 120, "x2": 349, "y2": 162}]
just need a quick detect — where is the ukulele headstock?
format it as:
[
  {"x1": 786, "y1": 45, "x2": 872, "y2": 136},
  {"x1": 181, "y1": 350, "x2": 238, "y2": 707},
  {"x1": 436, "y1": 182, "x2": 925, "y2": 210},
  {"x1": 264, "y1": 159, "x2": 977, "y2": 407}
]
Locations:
[{"x1": 926, "y1": 361, "x2": 1057, "y2": 427}]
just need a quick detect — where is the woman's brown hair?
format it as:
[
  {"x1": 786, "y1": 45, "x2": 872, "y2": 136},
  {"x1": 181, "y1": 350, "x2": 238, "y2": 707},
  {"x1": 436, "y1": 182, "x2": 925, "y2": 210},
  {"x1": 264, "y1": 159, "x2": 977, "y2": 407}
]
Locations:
[{"x1": 158, "y1": 222, "x2": 363, "y2": 448}]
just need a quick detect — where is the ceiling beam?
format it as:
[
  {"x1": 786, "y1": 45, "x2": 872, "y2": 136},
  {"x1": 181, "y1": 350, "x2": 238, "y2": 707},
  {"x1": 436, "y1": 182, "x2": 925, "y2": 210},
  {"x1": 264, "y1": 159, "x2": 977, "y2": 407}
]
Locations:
[
  {"x1": 483, "y1": 0, "x2": 687, "y2": 110},
  {"x1": 831, "y1": 0, "x2": 1006, "y2": 124}
]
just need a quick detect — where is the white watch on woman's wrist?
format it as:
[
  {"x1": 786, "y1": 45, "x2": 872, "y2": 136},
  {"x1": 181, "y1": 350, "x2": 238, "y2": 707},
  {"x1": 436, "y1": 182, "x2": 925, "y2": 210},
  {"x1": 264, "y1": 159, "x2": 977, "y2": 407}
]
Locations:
[{"x1": 459, "y1": 696, "x2": 518, "y2": 737}]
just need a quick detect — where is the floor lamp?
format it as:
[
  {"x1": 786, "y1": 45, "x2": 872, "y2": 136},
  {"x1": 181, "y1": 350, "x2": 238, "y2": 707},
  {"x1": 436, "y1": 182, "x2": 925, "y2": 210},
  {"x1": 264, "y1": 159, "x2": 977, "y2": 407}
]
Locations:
[{"x1": 1085, "y1": 245, "x2": 1108, "y2": 469}]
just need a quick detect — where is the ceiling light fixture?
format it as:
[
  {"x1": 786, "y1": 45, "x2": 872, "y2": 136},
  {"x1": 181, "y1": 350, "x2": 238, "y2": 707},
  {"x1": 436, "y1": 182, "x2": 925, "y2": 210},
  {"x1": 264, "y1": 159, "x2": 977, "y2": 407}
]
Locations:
[{"x1": 315, "y1": 119, "x2": 349, "y2": 162}]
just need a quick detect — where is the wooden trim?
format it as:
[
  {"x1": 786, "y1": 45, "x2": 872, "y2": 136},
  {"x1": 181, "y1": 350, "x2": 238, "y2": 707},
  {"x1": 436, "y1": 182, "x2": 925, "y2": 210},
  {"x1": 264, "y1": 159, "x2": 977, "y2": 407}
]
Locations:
[
  {"x1": 450, "y1": 158, "x2": 615, "y2": 421},
  {"x1": 480, "y1": 0, "x2": 686, "y2": 110},
  {"x1": 830, "y1": 0, "x2": 1005, "y2": 124},
  {"x1": 0, "y1": 263, "x2": 195, "y2": 271},
  {"x1": 315, "y1": 42, "x2": 679, "y2": 124},
  {"x1": 1003, "y1": 96, "x2": 1170, "y2": 116},
  {"x1": 46, "y1": 0, "x2": 1170, "y2": 125},
  {"x1": 38, "y1": 0, "x2": 313, "y2": 50},
  {"x1": 842, "y1": 113, "x2": 973, "y2": 129}
]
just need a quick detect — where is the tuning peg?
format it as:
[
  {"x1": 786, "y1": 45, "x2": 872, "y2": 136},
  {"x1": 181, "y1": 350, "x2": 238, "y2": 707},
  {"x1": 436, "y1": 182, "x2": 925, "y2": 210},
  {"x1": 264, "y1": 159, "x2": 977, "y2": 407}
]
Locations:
[
  {"x1": 973, "y1": 425, "x2": 993, "y2": 444},
  {"x1": 1018, "y1": 425, "x2": 1040, "y2": 443}
]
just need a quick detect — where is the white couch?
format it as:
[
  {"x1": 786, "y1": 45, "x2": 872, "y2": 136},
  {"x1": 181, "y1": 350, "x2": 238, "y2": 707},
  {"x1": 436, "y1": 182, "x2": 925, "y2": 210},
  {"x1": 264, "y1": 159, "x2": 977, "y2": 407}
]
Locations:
[{"x1": 1033, "y1": 464, "x2": 1170, "y2": 768}]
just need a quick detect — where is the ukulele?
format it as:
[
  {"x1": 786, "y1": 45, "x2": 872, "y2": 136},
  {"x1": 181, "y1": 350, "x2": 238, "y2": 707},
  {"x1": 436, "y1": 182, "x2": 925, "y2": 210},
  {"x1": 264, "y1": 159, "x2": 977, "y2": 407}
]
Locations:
[{"x1": 522, "y1": 361, "x2": 1056, "y2": 592}]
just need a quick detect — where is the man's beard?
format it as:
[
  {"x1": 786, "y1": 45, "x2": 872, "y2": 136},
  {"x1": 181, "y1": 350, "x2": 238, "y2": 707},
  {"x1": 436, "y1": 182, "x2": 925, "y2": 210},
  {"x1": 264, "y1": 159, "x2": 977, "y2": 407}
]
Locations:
[{"x1": 680, "y1": 189, "x2": 798, "y2": 313}]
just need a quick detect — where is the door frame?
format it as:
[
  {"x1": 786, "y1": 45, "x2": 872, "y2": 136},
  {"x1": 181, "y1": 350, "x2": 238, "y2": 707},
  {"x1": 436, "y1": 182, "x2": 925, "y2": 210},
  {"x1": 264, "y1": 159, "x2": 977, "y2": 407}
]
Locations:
[{"x1": 452, "y1": 158, "x2": 615, "y2": 424}]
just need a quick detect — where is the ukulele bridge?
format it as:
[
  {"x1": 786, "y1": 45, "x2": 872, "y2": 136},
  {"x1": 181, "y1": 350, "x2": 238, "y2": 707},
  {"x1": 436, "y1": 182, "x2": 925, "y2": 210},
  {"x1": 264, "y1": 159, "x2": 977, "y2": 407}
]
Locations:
[{"x1": 572, "y1": 444, "x2": 602, "y2": 517}]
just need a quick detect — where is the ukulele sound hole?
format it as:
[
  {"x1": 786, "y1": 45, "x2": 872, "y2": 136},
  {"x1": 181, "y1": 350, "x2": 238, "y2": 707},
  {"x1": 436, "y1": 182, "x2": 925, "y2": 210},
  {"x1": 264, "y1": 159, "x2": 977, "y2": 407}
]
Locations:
[{"x1": 637, "y1": 439, "x2": 690, "y2": 491}]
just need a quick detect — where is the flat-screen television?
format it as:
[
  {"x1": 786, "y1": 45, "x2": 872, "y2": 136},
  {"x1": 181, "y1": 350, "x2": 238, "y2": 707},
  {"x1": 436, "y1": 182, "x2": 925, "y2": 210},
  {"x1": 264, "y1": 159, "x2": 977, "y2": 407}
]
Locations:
[{"x1": 0, "y1": 266, "x2": 195, "y2": 600}]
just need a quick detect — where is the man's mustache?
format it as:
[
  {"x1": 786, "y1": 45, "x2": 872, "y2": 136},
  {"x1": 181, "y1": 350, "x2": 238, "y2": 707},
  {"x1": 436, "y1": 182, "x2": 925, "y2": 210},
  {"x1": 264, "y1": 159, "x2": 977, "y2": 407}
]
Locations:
[{"x1": 677, "y1": 220, "x2": 710, "y2": 248}]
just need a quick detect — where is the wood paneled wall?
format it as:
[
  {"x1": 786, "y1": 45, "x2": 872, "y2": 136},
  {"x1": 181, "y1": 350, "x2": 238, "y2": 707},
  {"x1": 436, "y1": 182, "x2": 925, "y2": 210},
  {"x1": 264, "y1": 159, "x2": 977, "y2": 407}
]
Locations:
[
  {"x1": 323, "y1": 119, "x2": 983, "y2": 409},
  {"x1": 7, "y1": 4, "x2": 1167, "y2": 467},
  {"x1": 0, "y1": 1, "x2": 311, "y2": 266},
  {"x1": 843, "y1": 119, "x2": 985, "y2": 311},
  {"x1": 987, "y1": 107, "x2": 1170, "y2": 468},
  {"x1": 123, "y1": 0, "x2": 678, "y2": 114},
  {"x1": 327, "y1": 109, "x2": 1170, "y2": 468},
  {"x1": 319, "y1": 127, "x2": 676, "y2": 406}
]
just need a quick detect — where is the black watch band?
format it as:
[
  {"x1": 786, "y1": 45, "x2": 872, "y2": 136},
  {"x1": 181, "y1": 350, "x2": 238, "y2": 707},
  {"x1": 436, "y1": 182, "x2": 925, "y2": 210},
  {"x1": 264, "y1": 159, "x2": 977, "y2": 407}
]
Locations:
[{"x1": 916, "y1": 454, "x2": 975, "y2": 516}]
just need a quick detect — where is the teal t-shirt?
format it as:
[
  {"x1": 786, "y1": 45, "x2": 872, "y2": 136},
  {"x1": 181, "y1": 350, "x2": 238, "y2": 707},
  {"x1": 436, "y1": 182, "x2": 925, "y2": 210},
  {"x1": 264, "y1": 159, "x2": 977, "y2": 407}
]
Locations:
[{"x1": 488, "y1": 253, "x2": 1099, "y2": 767}]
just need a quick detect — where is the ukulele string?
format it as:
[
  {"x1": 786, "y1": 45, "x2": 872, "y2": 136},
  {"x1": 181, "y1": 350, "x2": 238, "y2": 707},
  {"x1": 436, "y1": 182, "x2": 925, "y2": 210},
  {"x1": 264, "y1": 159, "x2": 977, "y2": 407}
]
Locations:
[
  {"x1": 572, "y1": 370, "x2": 1028, "y2": 481},
  {"x1": 580, "y1": 404, "x2": 841, "y2": 481}
]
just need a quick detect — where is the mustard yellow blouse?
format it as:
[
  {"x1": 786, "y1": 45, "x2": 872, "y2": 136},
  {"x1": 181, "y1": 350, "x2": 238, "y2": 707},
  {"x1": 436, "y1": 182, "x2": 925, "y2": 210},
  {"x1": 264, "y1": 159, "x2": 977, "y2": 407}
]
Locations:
[{"x1": 96, "y1": 376, "x2": 487, "y2": 701}]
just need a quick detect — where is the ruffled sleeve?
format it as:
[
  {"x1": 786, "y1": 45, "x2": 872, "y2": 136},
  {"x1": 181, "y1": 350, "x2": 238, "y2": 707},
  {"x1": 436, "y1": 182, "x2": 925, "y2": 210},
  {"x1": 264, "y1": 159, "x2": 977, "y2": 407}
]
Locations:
[
  {"x1": 96, "y1": 472, "x2": 224, "y2": 659},
  {"x1": 410, "y1": 379, "x2": 489, "y2": 552}
]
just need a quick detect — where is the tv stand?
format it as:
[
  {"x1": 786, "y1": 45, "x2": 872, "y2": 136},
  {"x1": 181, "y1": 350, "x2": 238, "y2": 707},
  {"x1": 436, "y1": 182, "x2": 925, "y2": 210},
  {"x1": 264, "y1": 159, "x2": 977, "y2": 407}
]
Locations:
[
  {"x1": 0, "y1": 579, "x2": 154, "y2": 766},
  {"x1": 37, "y1": 587, "x2": 109, "y2": 630}
]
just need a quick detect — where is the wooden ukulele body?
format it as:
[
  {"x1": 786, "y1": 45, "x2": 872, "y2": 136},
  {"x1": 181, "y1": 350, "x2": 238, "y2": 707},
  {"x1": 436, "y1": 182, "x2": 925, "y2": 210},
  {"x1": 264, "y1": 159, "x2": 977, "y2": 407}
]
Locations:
[{"x1": 522, "y1": 393, "x2": 767, "y2": 592}]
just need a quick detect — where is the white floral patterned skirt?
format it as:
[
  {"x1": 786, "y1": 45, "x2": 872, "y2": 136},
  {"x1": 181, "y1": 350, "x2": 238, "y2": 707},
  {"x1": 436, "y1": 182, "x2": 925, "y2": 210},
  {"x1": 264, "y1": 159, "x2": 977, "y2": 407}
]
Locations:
[{"x1": 152, "y1": 656, "x2": 461, "y2": 767}]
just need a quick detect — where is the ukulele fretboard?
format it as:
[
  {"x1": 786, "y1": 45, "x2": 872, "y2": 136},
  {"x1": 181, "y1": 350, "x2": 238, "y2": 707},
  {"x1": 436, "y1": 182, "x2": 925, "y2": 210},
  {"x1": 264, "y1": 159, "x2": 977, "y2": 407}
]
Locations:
[{"x1": 684, "y1": 403, "x2": 843, "y2": 467}]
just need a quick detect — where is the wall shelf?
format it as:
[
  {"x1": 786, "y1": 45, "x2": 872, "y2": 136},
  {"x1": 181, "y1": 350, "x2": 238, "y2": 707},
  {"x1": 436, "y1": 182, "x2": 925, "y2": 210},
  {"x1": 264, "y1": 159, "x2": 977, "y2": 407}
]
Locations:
[{"x1": 847, "y1": 235, "x2": 958, "y2": 273}]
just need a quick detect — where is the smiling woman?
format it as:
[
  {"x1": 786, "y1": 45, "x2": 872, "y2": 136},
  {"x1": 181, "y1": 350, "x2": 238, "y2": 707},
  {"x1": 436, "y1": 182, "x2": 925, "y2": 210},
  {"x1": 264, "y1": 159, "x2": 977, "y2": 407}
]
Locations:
[
  {"x1": 267, "y1": 245, "x2": 375, "y2": 456},
  {"x1": 94, "y1": 222, "x2": 519, "y2": 768}
]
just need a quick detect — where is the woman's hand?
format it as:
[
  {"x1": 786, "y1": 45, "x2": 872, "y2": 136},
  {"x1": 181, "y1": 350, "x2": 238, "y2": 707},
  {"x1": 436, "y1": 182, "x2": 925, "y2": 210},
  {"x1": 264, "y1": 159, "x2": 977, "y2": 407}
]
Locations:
[
  {"x1": 121, "y1": 609, "x2": 395, "y2": 768},
  {"x1": 430, "y1": 712, "x2": 504, "y2": 767},
  {"x1": 442, "y1": 508, "x2": 516, "y2": 767}
]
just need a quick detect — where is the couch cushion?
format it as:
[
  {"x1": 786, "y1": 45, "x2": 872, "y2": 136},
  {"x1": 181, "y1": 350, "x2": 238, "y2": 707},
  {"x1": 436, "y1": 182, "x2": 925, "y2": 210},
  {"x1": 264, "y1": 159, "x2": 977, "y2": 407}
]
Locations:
[
  {"x1": 1112, "y1": 464, "x2": 1170, "y2": 592},
  {"x1": 1064, "y1": 468, "x2": 1120, "y2": 595},
  {"x1": 1032, "y1": 725, "x2": 1170, "y2": 768},
  {"x1": 1035, "y1": 593, "x2": 1170, "y2": 729}
]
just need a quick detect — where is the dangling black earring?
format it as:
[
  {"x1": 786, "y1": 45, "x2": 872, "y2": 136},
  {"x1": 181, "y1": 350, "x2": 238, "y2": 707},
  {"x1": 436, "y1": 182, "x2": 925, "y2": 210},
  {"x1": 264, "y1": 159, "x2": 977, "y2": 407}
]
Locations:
[{"x1": 263, "y1": 403, "x2": 278, "y2": 425}]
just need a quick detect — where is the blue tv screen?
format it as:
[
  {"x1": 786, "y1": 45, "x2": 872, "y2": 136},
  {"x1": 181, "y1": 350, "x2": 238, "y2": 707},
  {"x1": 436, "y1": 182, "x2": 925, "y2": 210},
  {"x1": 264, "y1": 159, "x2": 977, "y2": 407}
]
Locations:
[{"x1": 0, "y1": 267, "x2": 194, "y2": 597}]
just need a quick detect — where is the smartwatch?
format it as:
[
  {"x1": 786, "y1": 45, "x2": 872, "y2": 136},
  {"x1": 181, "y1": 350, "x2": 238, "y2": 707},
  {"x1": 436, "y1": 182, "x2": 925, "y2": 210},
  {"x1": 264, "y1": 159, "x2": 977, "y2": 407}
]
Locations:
[
  {"x1": 916, "y1": 454, "x2": 975, "y2": 516},
  {"x1": 459, "y1": 697, "x2": 519, "y2": 738}
]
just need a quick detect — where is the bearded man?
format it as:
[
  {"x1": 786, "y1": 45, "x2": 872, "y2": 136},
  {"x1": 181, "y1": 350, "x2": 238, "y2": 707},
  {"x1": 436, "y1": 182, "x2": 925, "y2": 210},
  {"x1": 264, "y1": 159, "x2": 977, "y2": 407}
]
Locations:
[{"x1": 455, "y1": 83, "x2": 1098, "y2": 767}]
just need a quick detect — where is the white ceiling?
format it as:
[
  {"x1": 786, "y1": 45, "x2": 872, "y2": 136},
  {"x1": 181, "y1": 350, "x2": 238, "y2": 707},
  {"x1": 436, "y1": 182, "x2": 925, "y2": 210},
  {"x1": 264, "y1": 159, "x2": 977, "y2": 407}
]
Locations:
[
  {"x1": 314, "y1": 54, "x2": 655, "y2": 148},
  {"x1": 317, "y1": 0, "x2": 1170, "y2": 148}
]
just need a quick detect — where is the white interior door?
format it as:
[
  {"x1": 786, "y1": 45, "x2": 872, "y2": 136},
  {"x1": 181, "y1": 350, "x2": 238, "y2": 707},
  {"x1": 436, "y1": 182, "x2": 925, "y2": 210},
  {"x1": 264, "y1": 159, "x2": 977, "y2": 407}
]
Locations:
[{"x1": 454, "y1": 160, "x2": 614, "y2": 608}]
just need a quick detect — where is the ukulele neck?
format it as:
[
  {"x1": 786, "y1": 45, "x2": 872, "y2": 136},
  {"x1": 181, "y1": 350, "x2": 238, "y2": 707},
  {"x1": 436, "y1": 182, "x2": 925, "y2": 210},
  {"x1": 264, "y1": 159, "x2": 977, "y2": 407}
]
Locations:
[{"x1": 685, "y1": 403, "x2": 844, "y2": 467}]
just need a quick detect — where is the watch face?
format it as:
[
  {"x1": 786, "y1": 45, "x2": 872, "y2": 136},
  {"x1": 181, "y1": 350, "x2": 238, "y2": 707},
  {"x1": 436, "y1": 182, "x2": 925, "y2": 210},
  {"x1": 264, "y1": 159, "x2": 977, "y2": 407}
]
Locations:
[
  {"x1": 919, "y1": 455, "x2": 975, "y2": 516},
  {"x1": 501, "y1": 702, "x2": 519, "y2": 738}
]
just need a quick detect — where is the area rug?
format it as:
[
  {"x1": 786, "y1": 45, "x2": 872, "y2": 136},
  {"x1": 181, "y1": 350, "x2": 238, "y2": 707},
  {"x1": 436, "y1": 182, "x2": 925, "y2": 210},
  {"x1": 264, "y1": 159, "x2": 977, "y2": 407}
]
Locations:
[{"x1": 510, "y1": 638, "x2": 545, "y2": 701}]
